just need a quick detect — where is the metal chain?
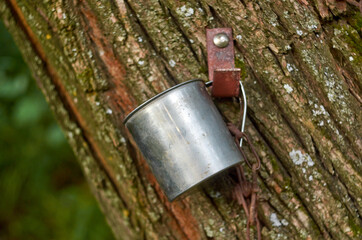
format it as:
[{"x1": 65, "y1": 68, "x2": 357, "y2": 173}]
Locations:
[
  {"x1": 228, "y1": 82, "x2": 262, "y2": 240},
  {"x1": 229, "y1": 123, "x2": 261, "y2": 240}
]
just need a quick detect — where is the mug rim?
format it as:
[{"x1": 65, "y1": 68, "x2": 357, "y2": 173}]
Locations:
[{"x1": 123, "y1": 79, "x2": 204, "y2": 124}]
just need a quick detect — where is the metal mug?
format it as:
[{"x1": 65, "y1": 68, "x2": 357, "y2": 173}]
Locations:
[{"x1": 124, "y1": 79, "x2": 243, "y2": 201}]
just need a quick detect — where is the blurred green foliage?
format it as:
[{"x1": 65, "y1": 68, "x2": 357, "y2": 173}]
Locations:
[{"x1": 0, "y1": 22, "x2": 114, "y2": 240}]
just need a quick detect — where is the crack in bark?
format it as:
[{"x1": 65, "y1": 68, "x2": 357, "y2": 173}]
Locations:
[
  {"x1": 204, "y1": 190, "x2": 241, "y2": 237},
  {"x1": 121, "y1": 0, "x2": 179, "y2": 86},
  {"x1": 124, "y1": 138, "x2": 161, "y2": 235},
  {"x1": 292, "y1": 189, "x2": 332, "y2": 239},
  {"x1": 161, "y1": 2, "x2": 202, "y2": 65},
  {"x1": 108, "y1": 0, "x2": 171, "y2": 95}
]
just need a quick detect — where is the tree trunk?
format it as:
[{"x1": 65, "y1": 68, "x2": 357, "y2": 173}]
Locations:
[{"x1": 1, "y1": 0, "x2": 361, "y2": 239}]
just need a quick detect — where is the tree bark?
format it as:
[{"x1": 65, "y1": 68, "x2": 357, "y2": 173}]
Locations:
[{"x1": 1, "y1": 0, "x2": 361, "y2": 239}]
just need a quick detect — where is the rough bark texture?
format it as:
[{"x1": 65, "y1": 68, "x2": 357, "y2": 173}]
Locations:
[{"x1": 1, "y1": 0, "x2": 361, "y2": 239}]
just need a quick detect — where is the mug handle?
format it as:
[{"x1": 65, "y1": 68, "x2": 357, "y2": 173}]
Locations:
[{"x1": 205, "y1": 80, "x2": 247, "y2": 147}]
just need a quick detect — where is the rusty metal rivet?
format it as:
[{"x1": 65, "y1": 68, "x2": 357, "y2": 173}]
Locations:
[{"x1": 213, "y1": 33, "x2": 229, "y2": 48}]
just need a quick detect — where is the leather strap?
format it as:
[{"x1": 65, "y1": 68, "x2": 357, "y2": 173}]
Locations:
[{"x1": 206, "y1": 28, "x2": 240, "y2": 97}]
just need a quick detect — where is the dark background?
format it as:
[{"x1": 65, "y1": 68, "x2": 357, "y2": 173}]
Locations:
[{"x1": 0, "y1": 22, "x2": 114, "y2": 240}]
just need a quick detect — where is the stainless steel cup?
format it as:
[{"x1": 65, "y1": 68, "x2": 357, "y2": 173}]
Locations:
[{"x1": 124, "y1": 79, "x2": 242, "y2": 201}]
